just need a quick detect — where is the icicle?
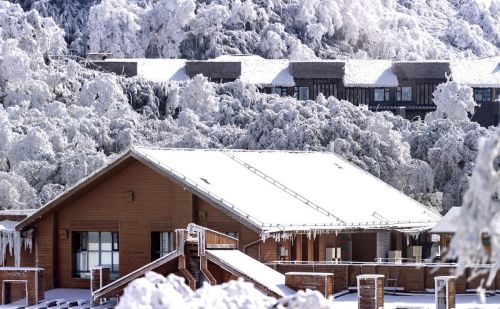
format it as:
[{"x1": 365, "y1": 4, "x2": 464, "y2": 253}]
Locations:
[
  {"x1": 0, "y1": 232, "x2": 8, "y2": 265},
  {"x1": 23, "y1": 234, "x2": 33, "y2": 253},
  {"x1": 14, "y1": 231, "x2": 21, "y2": 268},
  {"x1": 0, "y1": 232, "x2": 4, "y2": 266},
  {"x1": 7, "y1": 232, "x2": 14, "y2": 256}
]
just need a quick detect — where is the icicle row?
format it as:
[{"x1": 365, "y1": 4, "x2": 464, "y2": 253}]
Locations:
[{"x1": 0, "y1": 230, "x2": 33, "y2": 267}]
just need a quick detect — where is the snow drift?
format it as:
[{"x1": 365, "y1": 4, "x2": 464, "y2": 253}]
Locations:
[{"x1": 116, "y1": 271, "x2": 335, "y2": 309}]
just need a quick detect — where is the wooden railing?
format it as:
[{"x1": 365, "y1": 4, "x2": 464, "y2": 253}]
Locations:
[
  {"x1": 268, "y1": 262, "x2": 499, "y2": 293},
  {"x1": 204, "y1": 229, "x2": 239, "y2": 249}
]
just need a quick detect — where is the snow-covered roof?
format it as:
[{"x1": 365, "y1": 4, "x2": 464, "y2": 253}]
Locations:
[
  {"x1": 430, "y1": 207, "x2": 461, "y2": 234},
  {"x1": 136, "y1": 59, "x2": 188, "y2": 82},
  {"x1": 0, "y1": 220, "x2": 18, "y2": 231},
  {"x1": 206, "y1": 249, "x2": 295, "y2": 297},
  {"x1": 0, "y1": 209, "x2": 36, "y2": 217},
  {"x1": 344, "y1": 60, "x2": 398, "y2": 87},
  {"x1": 450, "y1": 60, "x2": 500, "y2": 88},
  {"x1": 133, "y1": 147, "x2": 440, "y2": 234},
  {"x1": 18, "y1": 147, "x2": 440, "y2": 235},
  {"x1": 213, "y1": 55, "x2": 294, "y2": 87}
]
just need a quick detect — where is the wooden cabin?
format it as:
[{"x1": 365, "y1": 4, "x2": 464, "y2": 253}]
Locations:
[
  {"x1": 10, "y1": 147, "x2": 440, "y2": 294},
  {"x1": 88, "y1": 56, "x2": 500, "y2": 127}
]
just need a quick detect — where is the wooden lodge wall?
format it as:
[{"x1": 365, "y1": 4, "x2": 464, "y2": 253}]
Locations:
[{"x1": 34, "y1": 159, "x2": 194, "y2": 290}]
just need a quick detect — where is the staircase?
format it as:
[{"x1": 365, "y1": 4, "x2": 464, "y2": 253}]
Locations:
[{"x1": 185, "y1": 242, "x2": 207, "y2": 288}]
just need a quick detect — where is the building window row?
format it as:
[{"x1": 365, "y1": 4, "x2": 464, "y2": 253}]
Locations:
[{"x1": 268, "y1": 85, "x2": 497, "y2": 106}]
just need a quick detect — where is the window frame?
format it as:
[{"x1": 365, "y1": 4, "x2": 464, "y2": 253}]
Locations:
[
  {"x1": 151, "y1": 231, "x2": 174, "y2": 261},
  {"x1": 474, "y1": 88, "x2": 492, "y2": 102},
  {"x1": 396, "y1": 86, "x2": 412, "y2": 102},
  {"x1": 271, "y1": 87, "x2": 289, "y2": 97},
  {"x1": 74, "y1": 231, "x2": 119, "y2": 279},
  {"x1": 223, "y1": 231, "x2": 239, "y2": 239},
  {"x1": 374, "y1": 88, "x2": 390, "y2": 102},
  {"x1": 294, "y1": 86, "x2": 310, "y2": 101}
]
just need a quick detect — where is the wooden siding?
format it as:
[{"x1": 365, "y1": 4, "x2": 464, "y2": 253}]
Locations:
[{"x1": 38, "y1": 160, "x2": 192, "y2": 289}]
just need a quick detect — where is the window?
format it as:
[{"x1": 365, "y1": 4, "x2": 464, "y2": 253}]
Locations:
[
  {"x1": 396, "y1": 87, "x2": 412, "y2": 102},
  {"x1": 271, "y1": 87, "x2": 288, "y2": 97},
  {"x1": 224, "y1": 232, "x2": 239, "y2": 239},
  {"x1": 474, "y1": 88, "x2": 492, "y2": 102},
  {"x1": 151, "y1": 232, "x2": 174, "y2": 261},
  {"x1": 75, "y1": 232, "x2": 119, "y2": 279},
  {"x1": 374, "y1": 88, "x2": 390, "y2": 102},
  {"x1": 294, "y1": 86, "x2": 310, "y2": 100}
]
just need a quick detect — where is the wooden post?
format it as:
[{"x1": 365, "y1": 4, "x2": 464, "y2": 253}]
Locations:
[
  {"x1": 357, "y1": 274, "x2": 384, "y2": 309},
  {"x1": 435, "y1": 276, "x2": 456, "y2": 309},
  {"x1": 90, "y1": 266, "x2": 111, "y2": 304},
  {"x1": 285, "y1": 272, "x2": 334, "y2": 298}
]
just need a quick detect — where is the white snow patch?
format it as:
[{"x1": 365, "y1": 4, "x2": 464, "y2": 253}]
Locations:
[
  {"x1": 136, "y1": 59, "x2": 188, "y2": 82},
  {"x1": 132, "y1": 147, "x2": 440, "y2": 233},
  {"x1": 335, "y1": 291, "x2": 500, "y2": 309},
  {"x1": 430, "y1": 207, "x2": 461, "y2": 234},
  {"x1": 206, "y1": 249, "x2": 295, "y2": 297},
  {"x1": 450, "y1": 60, "x2": 500, "y2": 88},
  {"x1": 213, "y1": 55, "x2": 294, "y2": 87},
  {"x1": 344, "y1": 60, "x2": 398, "y2": 87},
  {"x1": 0, "y1": 220, "x2": 17, "y2": 231}
]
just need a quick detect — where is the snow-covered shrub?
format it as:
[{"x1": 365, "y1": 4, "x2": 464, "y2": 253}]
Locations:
[
  {"x1": 448, "y1": 126, "x2": 500, "y2": 285},
  {"x1": 116, "y1": 271, "x2": 335, "y2": 309},
  {"x1": 146, "y1": 0, "x2": 196, "y2": 58},
  {"x1": 425, "y1": 79, "x2": 477, "y2": 123},
  {"x1": 179, "y1": 74, "x2": 219, "y2": 120},
  {"x1": 88, "y1": 0, "x2": 146, "y2": 57}
]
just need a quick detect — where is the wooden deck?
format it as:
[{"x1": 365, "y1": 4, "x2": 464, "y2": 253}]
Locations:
[{"x1": 268, "y1": 262, "x2": 500, "y2": 293}]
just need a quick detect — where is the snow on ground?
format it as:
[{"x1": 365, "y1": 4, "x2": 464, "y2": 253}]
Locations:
[
  {"x1": 334, "y1": 292, "x2": 500, "y2": 309},
  {"x1": 0, "y1": 289, "x2": 90, "y2": 309},
  {"x1": 343, "y1": 60, "x2": 398, "y2": 87}
]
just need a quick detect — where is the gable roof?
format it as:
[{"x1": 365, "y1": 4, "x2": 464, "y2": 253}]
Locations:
[
  {"x1": 430, "y1": 207, "x2": 461, "y2": 234},
  {"x1": 17, "y1": 147, "x2": 441, "y2": 235}
]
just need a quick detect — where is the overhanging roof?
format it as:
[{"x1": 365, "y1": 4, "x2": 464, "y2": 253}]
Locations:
[
  {"x1": 430, "y1": 207, "x2": 461, "y2": 234},
  {"x1": 17, "y1": 147, "x2": 441, "y2": 234}
]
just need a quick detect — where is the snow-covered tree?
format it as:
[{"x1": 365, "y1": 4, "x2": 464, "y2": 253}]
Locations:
[
  {"x1": 145, "y1": 0, "x2": 196, "y2": 58},
  {"x1": 425, "y1": 79, "x2": 477, "y2": 123},
  {"x1": 179, "y1": 74, "x2": 219, "y2": 120},
  {"x1": 448, "y1": 126, "x2": 500, "y2": 286},
  {"x1": 88, "y1": 0, "x2": 146, "y2": 57}
]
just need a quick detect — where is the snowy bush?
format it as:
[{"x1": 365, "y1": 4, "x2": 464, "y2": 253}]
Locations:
[
  {"x1": 116, "y1": 271, "x2": 335, "y2": 309},
  {"x1": 425, "y1": 79, "x2": 477, "y2": 122},
  {"x1": 448, "y1": 126, "x2": 500, "y2": 285},
  {"x1": 15, "y1": 0, "x2": 500, "y2": 60}
]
